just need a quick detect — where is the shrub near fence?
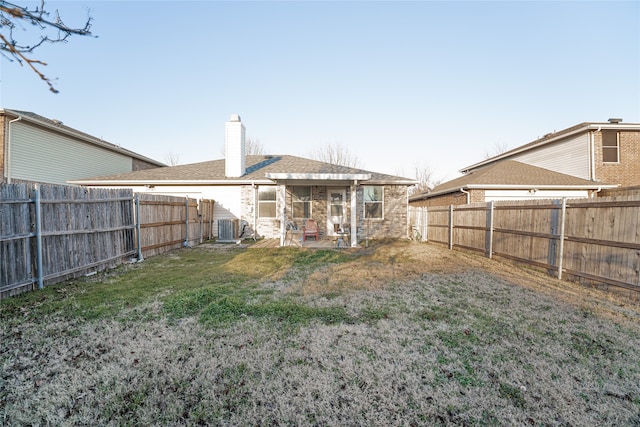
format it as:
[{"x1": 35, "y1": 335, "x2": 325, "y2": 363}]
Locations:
[
  {"x1": 1, "y1": 183, "x2": 215, "y2": 299},
  {"x1": 409, "y1": 195, "x2": 640, "y2": 293}
]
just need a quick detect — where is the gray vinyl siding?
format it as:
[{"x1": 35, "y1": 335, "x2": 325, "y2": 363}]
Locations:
[
  {"x1": 9, "y1": 122, "x2": 131, "y2": 185},
  {"x1": 510, "y1": 133, "x2": 590, "y2": 180}
]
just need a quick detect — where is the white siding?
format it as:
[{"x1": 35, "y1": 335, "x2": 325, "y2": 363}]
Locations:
[
  {"x1": 93, "y1": 185, "x2": 244, "y2": 238},
  {"x1": 510, "y1": 133, "x2": 590, "y2": 179},
  {"x1": 10, "y1": 122, "x2": 132, "y2": 184},
  {"x1": 485, "y1": 189, "x2": 589, "y2": 201}
]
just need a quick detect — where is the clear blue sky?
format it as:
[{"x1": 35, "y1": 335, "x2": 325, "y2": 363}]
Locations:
[{"x1": 1, "y1": 1, "x2": 639, "y2": 182}]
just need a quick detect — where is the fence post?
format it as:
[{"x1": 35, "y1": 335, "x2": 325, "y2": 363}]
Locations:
[
  {"x1": 423, "y1": 207, "x2": 428, "y2": 242},
  {"x1": 557, "y1": 198, "x2": 567, "y2": 280},
  {"x1": 487, "y1": 201, "x2": 494, "y2": 259},
  {"x1": 183, "y1": 196, "x2": 191, "y2": 247},
  {"x1": 33, "y1": 185, "x2": 44, "y2": 289},
  {"x1": 135, "y1": 194, "x2": 143, "y2": 261},
  {"x1": 449, "y1": 204, "x2": 454, "y2": 250}
]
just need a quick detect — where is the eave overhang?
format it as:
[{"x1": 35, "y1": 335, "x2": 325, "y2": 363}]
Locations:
[
  {"x1": 409, "y1": 183, "x2": 618, "y2": 202},
  {"x1": 68, "y1": 179, "x2": 275, "y2": 186}
]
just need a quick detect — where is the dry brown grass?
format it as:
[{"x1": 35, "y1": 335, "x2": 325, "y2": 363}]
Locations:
[{"x1": 2, "y1": 240, "x2": 640, "y2": 426}]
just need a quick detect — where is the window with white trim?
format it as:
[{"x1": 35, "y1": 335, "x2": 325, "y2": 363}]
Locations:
[
  {"x1": 602, "y1": 131, "x2": 619, "y2": 163},
  {"x1": 364, "y1": 185, "x2": 383, "y2": 219},
  {"x1": 291, "y1": 186, "x2": 311, "y2": 218},
  {"x1": 258, "y1": 186, "x2": 277, "y2": 218}
]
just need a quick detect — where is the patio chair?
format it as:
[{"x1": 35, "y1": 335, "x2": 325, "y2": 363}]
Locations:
[{"x1": 303, "y1": 219, "x2": 319, "y2": 241}]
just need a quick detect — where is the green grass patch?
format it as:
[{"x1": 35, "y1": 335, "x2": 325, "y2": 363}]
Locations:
[
  {"x1": 1, "y1": 247, "x2": 353, "y2": 324},
  {"x1": 498, "y1": 382, "x2": 526, "y2": 409}
]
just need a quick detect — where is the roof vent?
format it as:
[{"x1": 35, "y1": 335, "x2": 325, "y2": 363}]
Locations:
[{"x1": 608, "y1": 118, "x2": 622, "y2": 124}]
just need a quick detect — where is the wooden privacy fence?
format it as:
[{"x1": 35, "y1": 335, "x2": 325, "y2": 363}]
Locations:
[
  {"x1": 409, "y1": 196, "x2": 640, "y2": 293},
  {"x1": 1, "y1": 183, "x2": 215, "y2": 299}
]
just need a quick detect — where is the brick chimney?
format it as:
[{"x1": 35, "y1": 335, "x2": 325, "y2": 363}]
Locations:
[{"x1": 225, "y1": 114, "x2": 246, "y2": 177}]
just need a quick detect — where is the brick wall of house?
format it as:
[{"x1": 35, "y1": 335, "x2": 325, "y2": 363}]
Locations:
[
  {"x1": 358, "y1": 185, "x2": 408, "y2": 240},
  {"x1": 593, "y1": 130, "x2": 640, "y2": 187}
]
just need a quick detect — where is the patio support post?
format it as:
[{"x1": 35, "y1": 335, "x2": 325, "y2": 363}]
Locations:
[
  {"x1": 350, "y1": 182, "x2": 357, "y2": 247},
  {"x1": 278, "y1": 183, "x2": 287, "y2": 246}
]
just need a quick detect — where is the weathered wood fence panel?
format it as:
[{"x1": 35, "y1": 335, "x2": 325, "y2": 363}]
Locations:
[
  {"x1": 0, "y1": 184, "x2": 33, "y2": 297},
  {"x1": 1, "y1": 183, "x2": 216, "y2": 299},
  {"x1": 409, "y1": 195, "x2": 640, "y2": 293},
  {"x1": 562, "y1": 197, "x2": 640, "y2": 291},
  {"x1": 136, "y1": 195, "x2": 214, "y2": 258},
  {"x1": 1, "y1": 184, "x2": 135, "y2": 298}
]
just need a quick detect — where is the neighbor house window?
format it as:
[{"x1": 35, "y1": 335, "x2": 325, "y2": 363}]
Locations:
[
  {"x1": 364, "y1": 185, "x2": 383, "y2": 219},
  {"x1": 258, "y1": 186, "x2": 276, "y2": 218},
  {"x1": 291, "y1": 186, "x2": 311, "y2": 218},
  {"x1": 602, "y1": 131, "x2": 619, "y2": 163}
]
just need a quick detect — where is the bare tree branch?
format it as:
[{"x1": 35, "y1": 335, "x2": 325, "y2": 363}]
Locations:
[
  {"x1": 164, "y1": 151, "x2": 181, "y2": 166},
  {"x1": 408, "y1": 162, "x2": 442, "y2": 196},
  {"x1": 0, "y1": 0, "x2": 94, "y2": 93},
  {"x1": 245, "y1": 137, "x2": 266, "y2": 155},
  {"x1": 309, "y1": 141, "x2": 361, "y2": 168},
  {"x1": 484, "y1": 142, "x2": 510, "y2": 159}
]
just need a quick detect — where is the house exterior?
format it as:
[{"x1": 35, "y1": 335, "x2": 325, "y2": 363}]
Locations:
[
  {"x1": 410, "y1": 118, "x2": 639, "y2": 207},
  {"x1": 461, "y1": 118, "x2": 640, "y2": 188},
  {"x1": 70, "y1": 115, "x2": 417, "y2": 247},
  {"x1": 0, "y1": 109, "x2": 164, "y2": 185},
  {"x1": 409, "y1": 160, "x2": 616, "y2": 208}
]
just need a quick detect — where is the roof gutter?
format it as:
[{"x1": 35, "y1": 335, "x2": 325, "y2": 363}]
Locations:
[
  {"x1": 460, "y1": 187, "x2": 470, "y2": 204},
  {"x1": 464, "y1": 183, "x2": 618, "y2": 190},
  {"x1": 67, "y1": 179, "x2": 276, "y2": 186},
  {"x1": 409, "y1": 183, "x2": 618, "y2": 202}
]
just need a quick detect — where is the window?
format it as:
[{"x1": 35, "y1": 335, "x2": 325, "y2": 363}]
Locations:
[
  {"x1": 602, "y1": 131, "x2": 619, "y2": 163},
  {"x1": 291, "y1": 186, "x2": 311, "y2": 218},
  {"x1": 364, "y1": 185, "x2": 383, "y2": 219},
  {"x1": 258, "y1": 186, "x2": 276, "y2": 218}
]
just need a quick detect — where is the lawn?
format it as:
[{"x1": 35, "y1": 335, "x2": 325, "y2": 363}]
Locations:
[{"x1": 1, "y1": 240, "x2": 639, "y2": 426}]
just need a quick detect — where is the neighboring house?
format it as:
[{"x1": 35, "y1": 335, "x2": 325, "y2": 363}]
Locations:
[
  {"x1": 70, "y1": 115, "x2": 417, "y2": 246},
  {"x1": 410, "y1": 118, "x2": 640, "y2": 207},
  {"x1": 0, "y1": 109, "x2": 164, "y2": 185},
  {"x1": 409, "y1": 160, "x2": 616, "y2": 207},
  {"x1": 462, "y1": 118, "x2": 640, "y2": 187}
]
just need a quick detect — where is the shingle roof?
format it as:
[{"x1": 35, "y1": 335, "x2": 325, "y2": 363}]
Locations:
[
  {"x1": 71, "y1": 155, "x2": 416, "y2": 185},
  {"x1": 411, "y1": 161, "x2": 611, "y2": 201}
]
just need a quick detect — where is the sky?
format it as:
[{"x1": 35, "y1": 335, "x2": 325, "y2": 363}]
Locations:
[{"x1": 1, "y1": 1, "x2": 639, "y2": 183}]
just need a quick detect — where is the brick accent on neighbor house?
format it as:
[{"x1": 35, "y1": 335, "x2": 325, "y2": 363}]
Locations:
[
  {"x1": 410, "y1": 190, "x2": 477, "y2": 208},
  {"x1": 593, "y1": 130, "x2": 640, "y2": 187}
]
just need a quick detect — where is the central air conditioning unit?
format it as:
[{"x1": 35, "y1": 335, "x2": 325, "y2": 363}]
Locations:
[{"x1": 217, "y1": 219, "x2": 239, "y2": 243}]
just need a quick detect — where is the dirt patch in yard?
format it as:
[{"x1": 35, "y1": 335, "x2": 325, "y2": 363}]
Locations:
[{"x1": 292, "y1": 241, "x2": 640, "y2": 324}]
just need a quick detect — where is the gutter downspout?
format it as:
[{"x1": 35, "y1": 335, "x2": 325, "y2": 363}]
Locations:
[
  {"x1": 460, "y1": 187, "x2": 470, "y2": 204},
  {"x1": 590, "y1": 127, "x2": 600, "y2": 182},
  {"x1": 7, "y1": 115, "x2": 23, "y2": 183}
]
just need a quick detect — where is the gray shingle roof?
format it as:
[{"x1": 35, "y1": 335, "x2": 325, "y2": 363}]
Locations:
[
  {"x1": 72, "y1": 155, "x2": 416, "y2": 185},
  {"x1": 411, "y1": 161, "x2": 611, "y2": 201}
]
